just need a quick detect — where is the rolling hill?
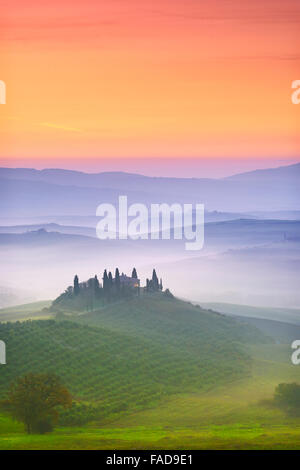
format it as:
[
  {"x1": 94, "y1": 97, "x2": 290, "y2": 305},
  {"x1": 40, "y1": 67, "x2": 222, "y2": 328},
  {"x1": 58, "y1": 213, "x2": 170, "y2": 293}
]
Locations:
[
  {"x1": 225, "y1": 162, "x2": 300, "y2": 183},
  {"x1": 199, "y1": 302, "x2": 300, "y2": 325},
  {"x1": 70, "y1": 293, "x2": 268, "y2": 347},
  {"x1": 1, "y1": 162, "x2": 299, "y2": 214},
  {"x1": 0, "y1": 293, "x2": 268, "y2": 421},
  {"x1": 0, "y1": 300, "x2": 52, "y2": 322}
]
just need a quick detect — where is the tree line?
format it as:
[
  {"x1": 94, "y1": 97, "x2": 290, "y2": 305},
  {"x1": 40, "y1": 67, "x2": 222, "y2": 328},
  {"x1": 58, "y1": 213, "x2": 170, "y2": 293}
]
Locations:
[{"x1": 52, "y1": 268, "x2": 163, "y2": 312}]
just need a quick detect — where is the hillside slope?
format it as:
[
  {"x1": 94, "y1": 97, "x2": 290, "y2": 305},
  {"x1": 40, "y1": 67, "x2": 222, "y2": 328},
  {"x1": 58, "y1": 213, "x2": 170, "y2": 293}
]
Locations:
[
  {"x1": 0, "y1": 318, "x2": 227, "y2": 408},
  {"x1": 200, "y1": 302, "x2": 300, "y2": 325},
  {"x1": 72, "y1": 293, "x2": 269, "y2": 347},
  {"x1": 0, "y1": 294, "x2": 268, "y2": 420}
]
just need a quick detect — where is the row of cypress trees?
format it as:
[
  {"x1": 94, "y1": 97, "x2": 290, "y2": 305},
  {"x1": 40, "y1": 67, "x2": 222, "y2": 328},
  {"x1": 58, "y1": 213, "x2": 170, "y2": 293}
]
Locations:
[
  {"x1": 73, "y1": 268, "x2": 162, "y2": 295},
  {"x1": 53, "y1": 268, "x2": 164, "y2": 312},
  {"x1": 102, "y1": 267, "x2": 138, "y2": 293},
  {"x1": 146, "y1": 269, "x2": 163, "y2": 292}
]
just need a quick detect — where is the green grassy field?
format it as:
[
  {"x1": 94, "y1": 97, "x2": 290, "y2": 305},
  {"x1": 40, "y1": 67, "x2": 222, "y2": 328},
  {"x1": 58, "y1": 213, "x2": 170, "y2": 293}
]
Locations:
[
  {"x1": 0, "y1": 294, "x2": 299, "y2": 450},
  {"x1": 0, "y1": 344, "x2": 299, "y2": 449},
  {"x1": 0, "y1": 300, "x2": 52, "y2": 322},
  {"x1": 0, "y1": 295, "x2": 263, "y2": 407}
]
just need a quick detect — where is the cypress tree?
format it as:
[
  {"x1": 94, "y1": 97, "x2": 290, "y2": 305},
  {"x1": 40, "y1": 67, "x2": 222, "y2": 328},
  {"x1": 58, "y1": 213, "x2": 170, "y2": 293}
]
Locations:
[
  {"x1": 132, "y1": 268, "x2": 138, "y2": 279},
  {"x1": 152, "y1": 269, "x2": 159, "y2": 291},
  {"x1": 74, "y1": 275, "x2": 80, "y2": 295},
  {"x1": 115, "y1": 268, "x2": 120, "y2": 291},
  {"x1": 94, "y1": 275, "x2": 99, "y2": 291},
  {"x1": 103, "y1": 269, "x2": 108, "y2": 293}
]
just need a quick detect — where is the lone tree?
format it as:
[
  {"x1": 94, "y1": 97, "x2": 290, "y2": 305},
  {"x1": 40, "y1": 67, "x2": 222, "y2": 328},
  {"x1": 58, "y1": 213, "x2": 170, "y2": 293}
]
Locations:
[
  {"x1": 73, "y1": 275, "x2": 80, "y2": 295},
  {"x1": 3, "y1": 373, "x2": 72, "y2": 434},
  {"x1": 274, "y1": 382, "x2": 300, "y2": 416}
]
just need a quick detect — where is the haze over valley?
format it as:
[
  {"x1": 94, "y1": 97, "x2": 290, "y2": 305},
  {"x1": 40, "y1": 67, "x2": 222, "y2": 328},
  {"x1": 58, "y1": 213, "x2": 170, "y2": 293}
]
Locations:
[{"x1": 0, "y1": 162, "x2": 299, "y2": 311}]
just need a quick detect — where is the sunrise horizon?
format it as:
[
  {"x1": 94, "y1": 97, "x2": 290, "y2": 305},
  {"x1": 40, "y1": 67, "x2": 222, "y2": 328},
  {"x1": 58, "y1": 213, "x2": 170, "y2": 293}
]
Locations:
[
  {"x1": 1, "y1": 0, "x2": 299, "y2": 168},
  {"x1": 0, "y1": 156, "x2": 299, "y2": 178}
]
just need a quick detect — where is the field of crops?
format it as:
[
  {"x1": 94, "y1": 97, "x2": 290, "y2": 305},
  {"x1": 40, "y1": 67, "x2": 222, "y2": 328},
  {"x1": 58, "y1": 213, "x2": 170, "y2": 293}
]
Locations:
[
  {"x1": 0, "y1": 294, "x2": 267, "y2": 420},
  {"x1": 2, "y1": 293, "x2": 297, "y2": 450},
  {"x1": 0, "y1": 344, "x2": 299, "y2": 449}
]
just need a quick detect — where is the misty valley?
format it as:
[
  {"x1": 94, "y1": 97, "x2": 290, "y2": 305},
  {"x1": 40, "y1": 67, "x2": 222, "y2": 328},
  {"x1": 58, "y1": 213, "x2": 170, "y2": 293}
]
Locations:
[{"x1": 0, "y1": 164, "x2": 299, "y2": 450}]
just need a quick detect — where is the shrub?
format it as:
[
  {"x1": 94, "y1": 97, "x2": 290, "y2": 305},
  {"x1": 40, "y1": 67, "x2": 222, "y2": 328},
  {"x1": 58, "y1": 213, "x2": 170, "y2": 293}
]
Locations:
[{"x1": 274, "y1": 382, "x2": 300, "y2": 416}]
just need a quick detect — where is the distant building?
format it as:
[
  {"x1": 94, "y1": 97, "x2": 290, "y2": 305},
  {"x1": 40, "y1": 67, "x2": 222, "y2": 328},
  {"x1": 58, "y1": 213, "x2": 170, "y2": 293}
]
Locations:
[
  {"x1": 119, "y1": 273, "x2": 140, "y2": 288},
  {"x1": 101, "y1": 272, "x2": 140, "y2": 289}
]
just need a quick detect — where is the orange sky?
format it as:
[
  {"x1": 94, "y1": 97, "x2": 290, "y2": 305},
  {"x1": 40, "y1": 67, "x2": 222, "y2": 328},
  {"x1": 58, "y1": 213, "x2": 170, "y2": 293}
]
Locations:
[{"x1": 0, "y1": 0, "x2": 299, "y2": 168}]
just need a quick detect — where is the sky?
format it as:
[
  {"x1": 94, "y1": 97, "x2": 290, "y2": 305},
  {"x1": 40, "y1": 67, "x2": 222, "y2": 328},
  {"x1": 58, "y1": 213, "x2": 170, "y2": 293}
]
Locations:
[{"x1": 0, "y1": 0, "x2": 299, "y2": 176}]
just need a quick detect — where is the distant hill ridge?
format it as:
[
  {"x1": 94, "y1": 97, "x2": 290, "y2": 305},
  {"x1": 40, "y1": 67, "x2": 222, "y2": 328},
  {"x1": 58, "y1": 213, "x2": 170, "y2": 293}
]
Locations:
[
  {"x1": 1, "y1": 161, "x2": 299, "y2": 185},
  {"x1": 1, "y1": 162, "x2": 299, "y2": 213}
]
